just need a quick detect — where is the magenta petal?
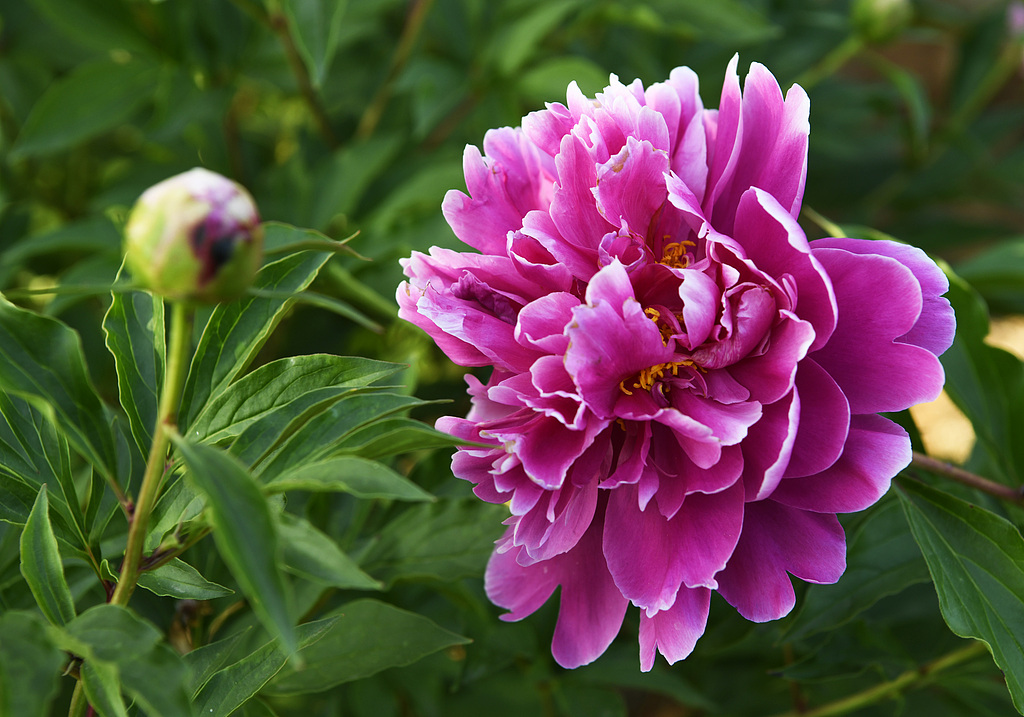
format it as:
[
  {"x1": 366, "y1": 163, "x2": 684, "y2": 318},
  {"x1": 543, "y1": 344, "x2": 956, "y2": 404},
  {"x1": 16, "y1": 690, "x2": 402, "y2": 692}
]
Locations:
[
  {"x1": 813, "y1": 237, "x2": 955, "y2": 356},
  {"x1": 717, "y1": 500, "x2": 846, "y2": 622},
  {"x1": 515, "y1": 479, "x2": 599, "y2": 561},
  {"x1": 812, "y1": 246, "x2": 946, "y2": 413},
  {"x1": 515, "y1": 292, "x2": 579, "y2": 354},
  {"x1": 741, "y1": 388, "x2": 799, "y2": 500},
  {"x1": 638, "y1": 587, "x2": 711, "y2": 671},
  {"x1": 771, "y1": 414, "x2": 910, "y2": 513},
  {"x1": 605, "y1": 480, "x2": 744, "y2": 612},
  {"x1": 784, "y1": 358, "x2": 850, "y2": 479},
  {"x1": 549, "y1": 505, "x2": 630, "y2": 668},
  {"x1": 595, "y1": 137, "x2": 670, "y2": 237},
  {"x1": 486, "y1": 531, "x2": 560, "y2": 622}
]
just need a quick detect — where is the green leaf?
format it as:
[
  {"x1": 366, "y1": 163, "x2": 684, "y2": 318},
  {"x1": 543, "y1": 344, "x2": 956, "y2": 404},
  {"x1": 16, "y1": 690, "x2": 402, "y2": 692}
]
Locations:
[
  {"x1": 184, "y1": 630, "x2": 250, "y2": 698},
  {"x1": 517, "y1": 56, "x2": 609, "y2": 105},
  {"x1": 172, "y1": 436, "x2": 298, "y2": 658},
  {"x1": 20, "y1": 487, "x2": 76, "y2": 626},
  {"x1": 0, "y1": 611, "x2": 65, "y2": 717},
  {"x1": 61, "y1": 605, "x2": 192, "y2": 717},
  {"x1": 281, "y1": 0, "x2": 348, "y2": 87},
  {"x1": 26, "y1": 0, "x2": 152, "y2": 54},
  {"x1": 488, "y1": 0, "x2": 584, "y2": 76},
  {"x1": 136, "y1": 558, "x2": 234, "y2": 600},
  {"x1": 940, "y1": 271, "x2": 1024, "y2": 484},
  {"x1": 267, "y1": 600, "x2": 469, "y2": 695},
  {"x1": 335, "y1": 417, "x2": 463, "y2": 459},
  {"x1": 193, "y1": 617, "x2": 336, "y2": 717},
  {"x1": 178, "y1": 250, "x2": 332, "y2": 428},
  {"x1": 276, "y1": 512, "x2": 381, "y2": 589},
  {"x1": 11, "y1": 59, "x2": 158, "y2": 158},
  {"x1": 265, "y1": 456, "x2": 432, "y2": 502},
  {"x1": 956, "y1": 237, "x2": 1024, "y2": 315},
  {"x1": 898, "y1": 478, "x2": 1024, "y2": 713},
  {"x1": 0, "y1": 296, "x2": 117, "y2": 481},
  {"x1": 785, "y1": 496, "x2": 931, "y2": 640},
  {"x1": 360, "y1": 500, "x2": 507, "y2": 587},
  {"x1": 255, "y1": 392, "x2": 425, "y2": 480},
  {"x1": 103, "y1": 281, "x2": 165, "y2": 458},
  {"x1": 190, "y1": 354, "x2": 400, "y2": 445},
  {"x1": 81, "y1": 659, "x2": 129, "y2": 717}
]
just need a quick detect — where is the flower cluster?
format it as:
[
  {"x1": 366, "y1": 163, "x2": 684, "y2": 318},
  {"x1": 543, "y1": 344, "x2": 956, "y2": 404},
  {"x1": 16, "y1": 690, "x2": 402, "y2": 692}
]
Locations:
[{"x1": 398, "y1": 57, "x2": 955, "y2": 670}]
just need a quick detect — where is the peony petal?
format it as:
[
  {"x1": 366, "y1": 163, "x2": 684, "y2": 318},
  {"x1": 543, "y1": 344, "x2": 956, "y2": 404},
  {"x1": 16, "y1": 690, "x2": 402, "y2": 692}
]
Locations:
[
  {"x1": 717, "y1": 500, "x2": 846, "y2": 622},
  {"x1": 811, "y1": 246, "x2": 946, "y2": 413},
  {"x1": 638, "y1": 586, "x2": 711, "y2": 671},
  {"x1": 771, "y1": 413, "x2": 910, "y2": 513}
]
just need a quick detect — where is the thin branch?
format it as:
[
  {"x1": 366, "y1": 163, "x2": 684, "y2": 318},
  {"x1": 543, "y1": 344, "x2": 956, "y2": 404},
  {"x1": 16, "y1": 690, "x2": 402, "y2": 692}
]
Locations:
[
  {"x1": 771, "y1": 641, "x2": 988, "y2": 717},
  {"x1": 911, "y1": 451, "x2": 1024, "y2": 505},
  {"x1": 356, "y1": 0, "x2": 436, "y2": 140}
]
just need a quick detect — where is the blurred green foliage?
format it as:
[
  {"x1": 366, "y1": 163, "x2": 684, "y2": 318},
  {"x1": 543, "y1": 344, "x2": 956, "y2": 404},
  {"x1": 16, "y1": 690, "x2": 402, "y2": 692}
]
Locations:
[{"x1": 2, "y1": 0, "x2": 1024, "y2": 716}]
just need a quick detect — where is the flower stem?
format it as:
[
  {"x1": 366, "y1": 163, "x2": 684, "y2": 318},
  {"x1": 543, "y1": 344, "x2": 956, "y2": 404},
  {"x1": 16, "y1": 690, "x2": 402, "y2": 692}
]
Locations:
[
  {"x1": 68, "y1": 680, "x2": 87, "y2": 717},
  {"x1": 109, "y1": 301, "x2": 192, "y2": 607},
  {"x1": 910, "y1": 451, "x2": 1024, "y2": 505},
  {"x1": 771, "y1": 641, "x2": 988, "y2": 717}
]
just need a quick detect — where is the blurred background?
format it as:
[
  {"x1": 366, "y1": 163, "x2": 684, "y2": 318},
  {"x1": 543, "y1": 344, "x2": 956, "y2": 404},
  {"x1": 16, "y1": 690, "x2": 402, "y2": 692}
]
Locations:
[{"x1": 1, "y1": 0, "x2": 1023, "y2": 714}]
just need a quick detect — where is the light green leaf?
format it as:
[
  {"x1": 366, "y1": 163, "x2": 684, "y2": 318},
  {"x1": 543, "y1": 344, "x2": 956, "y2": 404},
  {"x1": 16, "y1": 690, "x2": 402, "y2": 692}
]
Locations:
[
  {"x1": 190, "y1": 354, "x2": 400, "y2": 445},
  {"x1": 0, "y1": 296, "x2": 117, "y2": 481},
  {"x1": 0, "y1": 611, "x2": 65, "y2": 717},
  {"x1": 360, "y1": 500, "x2": 507, "y2": 587},
  {"x1": 489, "y1": 0, "x2": 584, "y2": 76},
  {"x1": 785, "y1": 496, "x2": 931, "y2": 640},
  {"x1": 898, "y1": 478, "x2": 1024, "y2": 713},
  {"x1": 103, "y1": 280, "x2": 165, "y2": 458},
  {"x1": 136, "y1": 558, "x2": 234, "y2": 600},
  {"x1": 11, "y1": 59, "x2": 158, "y2": 158},
  {"x1": 172, "y1": 436, "x2": 298, "y2": 658},
  {"x1": 179, "y1": 250, "x2": 332, "y2": 428},
  {"x1": 518, "y1": 56, "x2": 609, "y2": 105},
  {"x1": 276, "y1": 512, "x2": 381, "y2": 589},
  {"x1": 265, "y1": 456, "x2": 432, "y2": 502},
  {"x1": 20, "y1": 487, "x2": 76, "y2": 626},
  {"x1": 193, "y1": 617, "x2": 336, "y2": 717},
  {"x1": 266, "y1": 600, "x2": 469, "y2": 695},
  {"x1": 956, "y1": 237, "x2": 1024, "y2": 315},
  {"x1": 184, "y1": 630, "x2": 250, "y2": 698},
  {"x1": 281, "y1": 0, "x2": 348, "y2": 87}
]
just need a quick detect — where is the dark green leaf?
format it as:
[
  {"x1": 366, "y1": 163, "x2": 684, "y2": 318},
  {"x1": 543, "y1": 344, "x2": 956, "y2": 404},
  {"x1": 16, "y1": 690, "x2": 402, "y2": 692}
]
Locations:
[
  {"x1": 102, "y1": 281, "x2": 165, "y2": 457},
  {"x1": 266, "y1": 600, "x2": 469, "y2": 695},
  {"x1": 276, "y1": 512, "x2": 381, "y2": 589},
  {"x1": 119, "y1": 643, "x2": 194, "y2": 717},
  {"x1": 81, "y1": 659, "x2": 129, "y2": 717},
  {"x1": 281, "y1": 0, "x2": 348, "y2": 87},
  {"x1": 255, "y1": 392, "x2": 424, "y2": 480},
  {"x1": 0, "y1": 611, "x2": 65, "y2": 717},
  {"x1": 179, "y1": 250, "x2": 332, "y2": 427},
  {"x1": 940, "y1": 272, "x2": 1024, "y2": 484},
  {"x1": 136, "y1": 558, "x2": 234, "y2": 600},
  {"x1": 488, "y1": 0, "x2": 584, "y2": 76},
  {"x1": 360, "y1": 500, "x2": 506, "y2": 587},
  {"x1": 335, "y1": 417, "x2": 463, "y2": 459},
  {"x1": 193, "y1": 617, "x2": 336, "y2": 717},
  {"x1": 63, "y1": 604, "x2": 161, "y2": 663},
  {"x1": 785, "y1": 496, "x2": 930, "y2": 640},
  {"x1": 184, "y1": 630, "x2": 250, "y2": 698},
  {"x1": 898, "y1": 478, "x2": 1024, "y2": 713},
  {"x1": 11, "y1": 59, "x2": 158, "y2": 158},
  {"x1": 20, "y1": 487, "x2": 76, "y2": 626},
  {"x1": 265, "y1": 456, "x2": 432, "y2": 502},
  {"x1": 0, "y1": 296, "x2": 117, "y2": 481},
  {"x1": 172, "y1": 436, "x2": 298, "y2": 657},
  {"x1": 26, "y1": 0, "x2": 151, "y2": 54},
  {"x1": 190, "y1": 353, "x2": 399, "y2": 445},
  {"x1": 956, "y1": 237, "x2": 1024, "y2": 315}
]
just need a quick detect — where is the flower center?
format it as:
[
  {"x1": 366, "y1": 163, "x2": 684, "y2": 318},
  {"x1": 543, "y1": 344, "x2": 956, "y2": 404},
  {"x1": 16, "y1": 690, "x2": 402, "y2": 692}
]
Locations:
[
  {"x1": 658, "y1": 240, "x2": 695, "y2": 269},
  {"x1": 619, "y1": 360, "x2": 696, "y2": 396}
]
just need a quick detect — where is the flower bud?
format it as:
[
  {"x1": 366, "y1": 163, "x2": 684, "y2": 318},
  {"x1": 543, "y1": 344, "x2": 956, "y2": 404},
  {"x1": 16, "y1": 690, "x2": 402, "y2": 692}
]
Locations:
[
  {"x1": 851, "y1": 0, "x2": 912, "y2": 44},
  {"x1": 124, "y1": 168, "x2": 263, "y2": 303}
]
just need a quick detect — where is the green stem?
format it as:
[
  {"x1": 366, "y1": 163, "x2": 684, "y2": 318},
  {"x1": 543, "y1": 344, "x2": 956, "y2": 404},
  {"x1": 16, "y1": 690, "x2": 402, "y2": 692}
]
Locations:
[
  {"x1": 109, "y1": 301, "x2": 192, "y2": 606},
  {"x1": 771, "y1": 641, "x2": 988, "y2": 717},
  {"x1": 68, "y1": 680, "x2": 88, "y2": 717},
  {"x1": 795, "y1": 34, "x2": 864, "y2": 90},
  {"x1": 910, "y1": 451, "x2": 1024, "y2": 505}
]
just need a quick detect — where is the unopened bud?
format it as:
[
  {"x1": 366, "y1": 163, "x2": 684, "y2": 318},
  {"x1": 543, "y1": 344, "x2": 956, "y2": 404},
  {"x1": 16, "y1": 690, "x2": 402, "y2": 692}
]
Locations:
[
  {"x1": 851, "y1": 0, "x2": 912, "y2": 44},
  {"x1": 124, "y1": 168, "x2": 263, "y2": 303}
]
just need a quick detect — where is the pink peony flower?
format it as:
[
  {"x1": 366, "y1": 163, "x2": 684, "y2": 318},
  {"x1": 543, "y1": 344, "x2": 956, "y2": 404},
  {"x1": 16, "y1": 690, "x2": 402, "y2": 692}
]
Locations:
[{"x1": 397, "y1": 57, "x2": 955, "y2": 670}]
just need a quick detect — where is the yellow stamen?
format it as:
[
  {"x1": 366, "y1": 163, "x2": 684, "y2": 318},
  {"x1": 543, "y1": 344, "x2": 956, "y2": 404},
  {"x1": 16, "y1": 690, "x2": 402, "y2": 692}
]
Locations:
[
  {"x1": 618, "y1": 360, "x2": 696, "y2": 395},
  {"x1": 659, "y1": 240, "x2": 696, "y2": 269}
]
